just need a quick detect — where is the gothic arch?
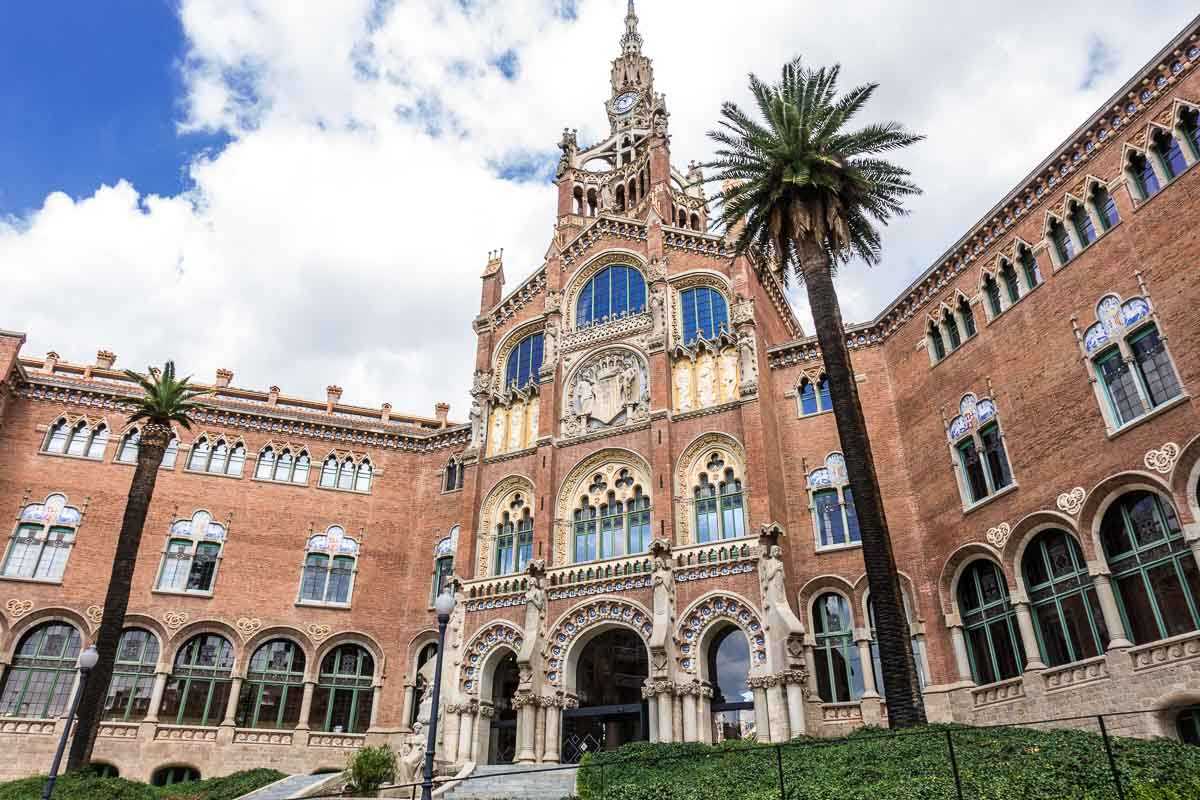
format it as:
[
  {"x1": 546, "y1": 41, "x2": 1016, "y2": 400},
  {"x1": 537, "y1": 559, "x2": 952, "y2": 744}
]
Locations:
[
  {"x1": 562, "y1": 250, "x2": 648, "y2": 330},
  {"x1": 491, "y1": 318, "x2": 547, "y2": 393},
  {"x1": 1077, "y1": 470, "x2": 1175, "y2": 559},
  {"x1": 674, "y1": 432, "x2": 749, "y2": 544},
  {"x1": 1002, "y1": 510, "x2": 1086, "y2": 579},
  {"x1": 937, "y1": 542, "x2": 1012, "y2": 616},
  {"x1": 674, "y1": 591, "x2": 767, "y2": 677},
  {"x1": 554, "y1": 447, "x2": 652, "y2": 565},
  {"x1": 313, "y1": 630, "x2": 386, "y2": 681},
  {"x1": 459, "y1": 620, "x2": 524, "y2": 696},
  {"x1": 477, "y1": 475, "x2": 536, "y2": 576},
  {"x1": 237, "y1": 627, "x2": 316, "y2": 679},
  {"x1": 545, "y1": 596, "x2": 653, "y2": 690},
  {"x1": 4, "y1": 606, "x2": 92, "y2": 660}
]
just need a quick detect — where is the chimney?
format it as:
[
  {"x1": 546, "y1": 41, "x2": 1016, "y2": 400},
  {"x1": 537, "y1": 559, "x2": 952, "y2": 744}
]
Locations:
[
  {"x1": 215, "y1": 368, "x2": 234, "y2": 388},
  {"x1": 96, "y1": 350, "x2": 116, "y2": 370},
  {"x1": 42, "y1": 351, "x2": 59, "y2": 374},
  {"x1": 435, "y1": 402, "x2": 450, "y2": 428},
  {"x1": 380, "y1": 403, "x2": 392, "y2": 423},
  {"x1": 479, "y1": 249, "x2": 506, "y2": 312},
  {"x1": 326, "y1": 385, "x2": 343, "y2": 413},
  {"x1": 267, "y1": 386, "x2": 280, "y2": 406}
]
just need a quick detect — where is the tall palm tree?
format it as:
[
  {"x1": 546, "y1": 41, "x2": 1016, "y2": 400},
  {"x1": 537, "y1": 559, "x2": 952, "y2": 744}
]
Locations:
[
  {"x1": 67, "y1": 362, "x2": 208, "y2": 769},
  {"x1": 702, "y1": 59, "x2": 927, "y2": 727}
]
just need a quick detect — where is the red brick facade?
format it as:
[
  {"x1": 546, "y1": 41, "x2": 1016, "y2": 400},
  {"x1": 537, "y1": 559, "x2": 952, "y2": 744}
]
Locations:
[{"x1": 1, "y1": 7, "x2": 1199, "y2": 784}]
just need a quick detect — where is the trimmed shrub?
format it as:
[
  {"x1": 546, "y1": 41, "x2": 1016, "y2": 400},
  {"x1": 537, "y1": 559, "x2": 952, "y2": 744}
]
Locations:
[
  {"x1": 0, "y1": 769, "x2": 284, "y2": 800},
  {"x1": 346, "y1": 745, "x2": 397, "y2": 797}
]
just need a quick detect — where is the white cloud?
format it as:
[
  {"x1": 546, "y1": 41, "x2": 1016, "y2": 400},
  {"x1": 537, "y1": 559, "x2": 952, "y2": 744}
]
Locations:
[{"x1": 2, "y1": 0, "x2": 1196, "y2": 418}]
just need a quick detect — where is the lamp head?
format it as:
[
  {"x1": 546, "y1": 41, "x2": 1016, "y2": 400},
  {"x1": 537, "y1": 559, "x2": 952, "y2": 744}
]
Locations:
[
  {"x1": 434, "y1": 590, "x2": 456, "y2": 622},
  {"x1": 78, "y1": 645, "x2": 99, "y2": 671}
]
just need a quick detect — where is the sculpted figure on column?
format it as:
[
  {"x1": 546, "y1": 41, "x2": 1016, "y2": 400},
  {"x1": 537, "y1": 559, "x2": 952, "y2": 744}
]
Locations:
[
  {"x1": 543, "y1": 321, "x2": 559, "y2": 368},
  {"x1": 758, "y1": 526, "x2": 805, "y2": 637},
  {"x1": 518, "y1": 560, "x2": 548, "y2": 690},
  {"x1": 397, "y1": 736, "x2": 426, "y2": 787},
  {"x1": 649, "y1": 539, "x2": 675, "y2": 653},
  {"x1": 649, "y1": 283, "x2": 667, "y2": 341}
]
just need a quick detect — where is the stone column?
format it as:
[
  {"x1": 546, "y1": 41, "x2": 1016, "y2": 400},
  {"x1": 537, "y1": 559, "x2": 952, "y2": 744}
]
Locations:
[
  {"x1": 672, "y1": 694, "x2": 684, "y2": 743},
  {"x1": 143, "y1": 672, "x2": 169, "y2": 724},
  {"x1": 222, "y1": 677, "x2": 243, "y2": 726},
  {"x1": 767, "y1": 681, "x2": 790, "y2": 742},
  {"x1": 534, "y1": 702, "x2": 546, "y2": 762},
  {"x1": 515, "y1": 698, "x2": 537, "y2": 763},
  {"x1": 1185, "y1": 524, "x2": 1200, "y2": 573},
  {"x1": 681, "y1": 690, "x2": 698, "y2": 742},
  {"x1": 656, "y1": 690, "x2": 674, "y2": 744},
  {"x1": 698, "y1": 685, "x2": 714, "y2": 744},
  {"x1": 457, "y1": 706, "x2": 476, "y2": 763},
  {"x1": 948, "y1": 623, "x2": 974, "y2": 683},
  {"x1": 296, "y1": 682, "x2": 315, "y2": 730},
  {"x1": 476, "y1": 704, "x2": 495, "y2": 763},
  {"x1": 400, "y1": 682, "x2": 416, "y2": 730},
  {"x1": 1012, "y1": 599, "x2": 1046, "y2": 671},
  {"x1": 369, "y1": 685, "x2": 382, "y2": 729},
  {"x1": 444, "y1": 706, "x2": 461, "y2": 763},
  {"x1": 1091, "y1": 571, "x2": 1133, "y2": 649},
  {"x1": 646, "y1": 690, "x2": 659, "y2": 741},
  {"x1": 855, "y1": 632, "x2": 879, "y2": 697},
  {"x1": 783, "y1": 673, "x2": 806, "y2": 738},
  {"x1": 543, "y1": 700, "x2": 562, "y2": 764},
  {"x1": 750, "y1": 683, "x2": 769, "y2": 742}
]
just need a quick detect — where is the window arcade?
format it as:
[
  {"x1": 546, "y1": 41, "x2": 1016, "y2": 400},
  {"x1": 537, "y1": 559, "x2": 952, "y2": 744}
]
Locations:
[
  {"x1": 444, "y1": 457, "x2": 465, "y2": 492},
  {"x1": 575, "y1": 264, "x2": 646, "y2": 329},
  {"x1": 186, "y1": 436, "x2": 245, "y2": 477},
  {"x1": 679, "y1": 286, "x2": 730, "y2": 344},
  {"x1": 1080, "y1": 293, "x2": 1182, "y2": 431},
  {"x1": 957, "y1": 560, "x2": 1025, "y2": 685},
  {"x1": 156, "y1": 510, "x2": 227, "y2": 595},
  {"x1": 811, "y1": 593, "x2": 864, "y2": 703},
  {"x1": 103, "y1": 629, "x2": 161, "y2": 721},
  {"x1": 504, "y1": 333, "x2": 545, "y2": 390},
  {"x1": 496, "y1": 495, "x2": 534, "y2": 575},
  {"x1": 807, "y1": 453, "x2": 861, "y2": 551},
  {"x1": 2, "y1": 492, "x2": 82, "y2": 582},
  {"x1": 693, "y1": 453, "x2": 747, "y2": 544},
  {"x1": 1020, "y1": 529, "x2": 1109, "y2": 667},
  {"x1": 947, "y1": 394, "x2": 1013, "y2": 508},
  {"x1": 43, "y1": 417, "x2": 109, "y2": 460},
  {"x1": 571, "y1": 469, "x2": 652, "y2": 562},
  {"x1": 158, "y1": 633, "x2": 234, "y2": 727},
  {"x1": 114, "y1": 427, "x2": 181, "y2": 467},
  {"x1": 0, "y1": 622, "x2": 83, "y2": 718},
  {"x1": 797, "y1": 373, "x2": 832, "y2": 417},
  {"x1": 319, "y1": 454, "x2": 373, "y2": 493},
  {"x1": 299, "y1": 526, "x2": 359, "y2": 605},
  {"x1": 235, "y1": 639, "x2": 306, "y2": 729},
  {"x1": 255, "y1": 445, "x2": 311, "y2": 485}
]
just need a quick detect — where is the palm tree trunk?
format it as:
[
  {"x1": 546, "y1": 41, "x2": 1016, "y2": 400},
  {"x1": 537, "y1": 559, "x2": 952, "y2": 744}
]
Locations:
[
  {"x1": 67, "y1": 423, "x2": 170, "y2": 770},
  {"x1": 799, "y1": 240, "x2": 927, "y2": 728}
]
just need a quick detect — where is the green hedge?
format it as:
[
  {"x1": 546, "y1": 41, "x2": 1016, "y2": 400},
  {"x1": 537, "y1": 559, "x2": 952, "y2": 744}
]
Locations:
[
  {"x1": 575, "y1": 725, "x2": 1200, "y2": 800},
  {"x1": 0, "y1": 768, "x2": 285, "y2": 800}
]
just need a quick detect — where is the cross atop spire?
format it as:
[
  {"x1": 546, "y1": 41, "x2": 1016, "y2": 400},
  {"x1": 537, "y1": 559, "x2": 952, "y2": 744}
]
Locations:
[{"x1": 620, "y1": 0, "x2": 643, "y2": 55}]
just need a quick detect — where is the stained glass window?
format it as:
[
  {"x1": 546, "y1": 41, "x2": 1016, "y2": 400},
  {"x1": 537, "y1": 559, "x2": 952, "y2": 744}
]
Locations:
[
  {"x1": 576, "y1": 265, "x2": 646, "y2": 328},
  {"x1": 158, "y1": 634, "x2": 234, "y2": 727},
  {"x1": 299, "y1": 528, "x2": 359, "y2": 605},
  {"x1": 957, "y1": 560, "x2": 1025, "y2": 685},
  {"x1": 0, "y1": 622, "x2": 82, "y2": 718},
  {"x1": 680, "y1": 287, "x2": 730, "y2": 343},
  {"x1": 103, "y1": 629, "x2": 160, "y2": 721},
  {"x1": 310, "y1": 645, "x2": 374, "y2": 733},
  {"x1": 1022, "y1": 530, "x2": 1108, "y2": 667},
  {"x1": 504, "y1": 333, "x2": 545, "y2": 389},
  {"x1": 236, "y1": 639, "x2": 306, "y2": 729},
  {"x1": 155, "y1": 510, "x2": 227, "y2": 594},
  {"x1": 3, "y1": 494, "x2": 81, "y2": 582}
]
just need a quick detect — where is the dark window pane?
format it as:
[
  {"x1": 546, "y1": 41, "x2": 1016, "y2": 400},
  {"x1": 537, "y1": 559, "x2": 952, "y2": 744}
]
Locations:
[
  {"x1": 980, "y1": 424, "x2": 1012, "y2": 490},
  {"x1": 958, "y1": 440, "x2": 988, "y2": 502},
  {"x1": 1130, "y1": 327, "x2": 1181, "y2": 407},
  {"x1": 1116, "y1": 572, "x2": 1163, "y2": 645},
  {"x1": 1097, "y1": 350, "x2": 1143, "y2": 425}
]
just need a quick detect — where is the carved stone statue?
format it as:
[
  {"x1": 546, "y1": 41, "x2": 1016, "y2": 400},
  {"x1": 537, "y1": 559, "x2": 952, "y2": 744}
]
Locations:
[
  {"x1": 518, "y1": 564, "x2": 547, "y2": 665},
  {"x1": 600, "y1": 182, "x2": 613, "y2": 211},
  {"x1": 738, "y1": 329, "x2": 759, "y2": 392},
  {"x1": 653, "y1": 109, "x2": 669, "y2": 138},
  {"x1": 397, "y1": 736, "x2": 426, "y2": 787},
  {"x1": 759, "y1": 543, "x2": 804, "y2": 636},
  {"x1": 447, "y1": 575, "x2": 467, "y2": 655},
  {"x1": 564, "y1": 349, "x2": 649, "y2": 435},
  {"x1": 469, "y1": 397, "x2": 485, "y2": 449},
  {"x1": 620, "y1": 364, "x2": 638, "y2": 405},
  {"x1": 544, "y1": 289, "x2": 563, "y2": 315},
  {"x1": 649, "y1": 284, "x2": 666, "y2": 340},
  {"x1": 649, "y1": 539, "x2": 674, "y2": 652},
  {"x1": 543, "y1": 322, "x2": 559, "y2": 367}
]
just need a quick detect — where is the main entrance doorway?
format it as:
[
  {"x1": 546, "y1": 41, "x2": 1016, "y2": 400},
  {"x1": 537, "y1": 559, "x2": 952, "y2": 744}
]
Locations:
[
  {"x1": 561, "y1": 628, "x2": 648, "y2": 763},
  {"x1": 488, "y1": 651, "x2": 519, "y2": 765}
]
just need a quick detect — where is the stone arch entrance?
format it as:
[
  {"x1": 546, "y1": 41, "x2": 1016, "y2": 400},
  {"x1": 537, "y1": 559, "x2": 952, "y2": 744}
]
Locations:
[
  {"x1": 705, "y1": 624, "x2": 755, "y2": 742},
  {"x1": 561, "y1": 627, "x2": 649, "y2": 762},
  {"x1": 488, "y1": 651, "x2": 520, "y2": 765}
]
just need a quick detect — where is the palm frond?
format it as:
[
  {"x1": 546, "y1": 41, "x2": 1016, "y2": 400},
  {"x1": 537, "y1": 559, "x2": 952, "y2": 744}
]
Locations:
[{"x1": 123, "y1": 361, "x2": 211, "y2": 432}]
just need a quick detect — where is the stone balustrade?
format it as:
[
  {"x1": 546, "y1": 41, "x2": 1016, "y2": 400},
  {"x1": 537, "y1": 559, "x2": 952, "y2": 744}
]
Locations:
[
  {"x1": 673, "y1": 538, "x2": 758, "y2": 584},
  {"x1": 1129, "y1": 629, "x2": 1200, "y2": 673},
  {"x1": 307, "y1": 731, "x2": 366, "y2": 749},
  {"x1": 1041, "y1": 655, "x2": 1110, "y2": 693},
  {"x1": 0, "y1": 717, "x2": 57, "y2": 735},
  {"x1": 971, "y1": 676, "x2": 1025, "y2": 708},
  {"x1": 154, "y1": 724, "x2": 218, "y2": 741},
  {"x1": 820, "y1": 702, "x2": 863, "y2": 723},
  {"x1": 97, "y1": 721, "x2": 140, "y2": 739},
  {"x1": 233, "y1": 729, "x2": 295, "y2": 745},
  {"x1": 547, "y1": 553, "x2": 654, "y2": 601}
]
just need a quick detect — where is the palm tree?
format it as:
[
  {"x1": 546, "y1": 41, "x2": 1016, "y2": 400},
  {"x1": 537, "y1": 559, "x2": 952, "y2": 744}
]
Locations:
[
  {"x1": 67, "y1": 362, "x2": 208, "y2": 769},
  {"x1": 701, "y1": 59, "x2": 927, "y2": 727}
]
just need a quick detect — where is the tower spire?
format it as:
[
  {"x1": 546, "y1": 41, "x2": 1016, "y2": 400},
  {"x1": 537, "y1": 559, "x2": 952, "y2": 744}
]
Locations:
[{"x1": 620, "y1": 0, "x2": 643, "y2": 55}]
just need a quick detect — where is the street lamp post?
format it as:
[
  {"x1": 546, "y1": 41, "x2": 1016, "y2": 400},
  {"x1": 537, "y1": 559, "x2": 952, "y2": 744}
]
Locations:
[
  {"x1": 421, "y1": 591, "x2": 456, "y2": 800},
  {"x1": 42, "y1": 644, "x2": 99, "y2": 800}
]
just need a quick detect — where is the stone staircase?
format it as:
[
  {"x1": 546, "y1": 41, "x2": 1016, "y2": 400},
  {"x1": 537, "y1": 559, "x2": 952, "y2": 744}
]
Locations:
[
  {"x1": 237, "y1": 772, "x2": 342, "y2": 799},
  {"x1": 441, "y1": 763, "x2": 578, "y2": 800}
]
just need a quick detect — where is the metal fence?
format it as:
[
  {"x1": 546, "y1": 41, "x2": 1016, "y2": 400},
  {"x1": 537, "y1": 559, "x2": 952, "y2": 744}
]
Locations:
[{"x1": 309, "y1": 707, "x2": 1197, "y2": 799}]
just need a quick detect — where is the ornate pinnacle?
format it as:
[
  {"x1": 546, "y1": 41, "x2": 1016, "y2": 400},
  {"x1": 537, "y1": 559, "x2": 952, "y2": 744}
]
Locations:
[{"x1": 620, "y1": 0, "x2": 642, "y2": 55}]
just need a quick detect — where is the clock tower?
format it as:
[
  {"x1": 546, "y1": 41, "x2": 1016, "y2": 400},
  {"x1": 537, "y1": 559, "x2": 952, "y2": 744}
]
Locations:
[{"x1": 606, "y1": 0, "x2": 658, "y2": 135}]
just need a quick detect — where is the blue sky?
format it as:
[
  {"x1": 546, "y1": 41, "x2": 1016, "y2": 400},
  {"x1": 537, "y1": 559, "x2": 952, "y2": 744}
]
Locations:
[{"x1": 1, "y1": 1, "x2": 1197, "y2": 417}]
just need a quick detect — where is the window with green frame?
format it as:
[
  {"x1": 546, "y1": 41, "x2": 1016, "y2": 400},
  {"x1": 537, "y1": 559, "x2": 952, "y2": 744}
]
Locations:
[
  {"x1": 694, "y1": 458, "x2": 746, "y2": 544},
  {"x1": 868, "y1": 594, "x2": 927, "y2": 697},
  {"x1": 572, "y1": 478, "x2": 652, "y2": 562},
  {"x1": 928, "y1": 322, "x2": 946, "y2": 361},
  {"x1": 152, "y1": 766, "x2": 199, "y2": 787},
  {"x1": 957, "y1": 560, "x2": 1025, "y2": 685},
  {"x1": 310, "y1": 644, "x2": 374, "y2": 733},
  {"x1": 811, "y1": 593, "x2": 863, "y2": 703},
  {"x1": 1178, "y1": 706, "x2": 1200, "y2": 746},
  {"x1": 1020, "y1": 530, "x2": 1109, "y2": 667},
  {"x1": 156, "y1": 510, "x2": 226, "y2": 595},
  {"x1": 102, "y1": 629, "x2": 160, "y2": 721},
  {"x1": 984, "y1": 274, "x2": 1003, "y2": 318},
  {"x1": 953, "y1": 421, "x2": 1012, "y2": 506},
  {"x1": 158, "y1": 634, "x2": 234, "y2": 727},
  {"x1": 1100, "y1": 491, "x2": 1200, "y2": 645},
  {"x1": 235, "y1": 639, "x2": 306, "y2": 729},
  {"x1": 999, "y1": 260, "x2": 1020, "y2": 304},
  {"x1": 0, "y1": 622, "x2": 82, "y2": 718},
  {"x1": 1018, "y1": 245, "x2": 1042, "y2": 289},
  {"x1": 495, "y1": 498, "x2": 533, "y2": 575}
]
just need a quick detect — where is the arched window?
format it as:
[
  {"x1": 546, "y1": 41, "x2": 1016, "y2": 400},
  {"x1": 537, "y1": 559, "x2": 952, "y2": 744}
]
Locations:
[
  {"x1": 1128, "y1": 150, "x2": 1161, "y2": 200},
  {"x1": 947, "y1": 394, "x2": 1012, "y2": 507},
  {"x1": 236, "y1": 639, "x2": 306, "y2": 729},
  {"x1": 255, "y1": 446, "x2": 311, "y2": 484},
  {"x1": 496, "y1": 496, "x2": 533, "y2": 574},
  {"x1": 432, "y1": 527, "x2": 457, "y2": 601},
  {"x1": 709, "y1": 627, "x2": 755, "y2": 741},
  {"x1": 1047, "y1": 217, "x2": 1075, "y2": 266},
  {"x1": 999, "y1": 260, "x2": 1020, "y2": 304},
  {"x1": 44, "y1": 418, "x2": 108, "y2": 459},
  {"x1": 797, "y1": 374, "x2": 831, "y2": 417},
  {"x1": 311, "y1": 644, "x2": 374, "y2": 733},
  {"x1": 3, "y1": 492, "x2": 82, "y2": 581},
  {"x1": 103, "y1": 629, "x2": 160, "y2": 721},
  {"x1": 319, "y1": 455, "x2": 372, "y2": 493},
  {"x1": 575, "y1": 265, "x2": 646, "y2": 328},
  {"x1": 692, "y1": 453, "x2": 747, "y2": 545},
  {"x1": 299, "y1": 527, "x2": 359, "y2": 605},
  {"x1": 1179, "y1": 706, "x2": 1200, "y2": 746},
  {"x1": 1069, "y1": 200, "x2": 1096, "y2": 248},
  {"x1": 1152, "y1": 128, "x2": 1188, "y2": 179},
  {"x1": 152, "y1": 767, "x2": 200, "y2": 787},
  {"x1": 186, "y1": 437, "x2": 245, "y2": 477},
  {"x1": 409, "y1": 643, "x2": 438, "y2": 727},
  {"x1": 807, "y1": 454, "x2": 860, "y2": 550},
  {"x1": 867, "y1": 593, "x2": 927, "y2": 696},
  {"x1": 162, "y1": 436, "x2": 179, "y2": 470},
  {"x1": 116, "y1": 428, "x2": 141, "y2": 463},
  {"x1": 984, "y1": 274, "x2": 1003, "y2": 318},
  {"x1": 504, "y1": 333, "x2": 545, "y2": 390},
  {"x1": 1100, "y1": 491, "x2": 1199, "y2": 645},
  {"x1": 444, "y1": 458, "x2": 464, "y2": 492},
  {"x1": 941, "y1": 309, "x2": 961, "y2": 351},
  {"x1": 957, "y1": 296, "x2": 976, "y2": 339},
  {"x1": 927, "y1": 322, "x2": 946, "y2": 362},
  {"x1": 1090, "y1": 184, "x2": 1120, "y2": 231},
  {"x1": 0, "y1": 622, "x2": 82, "y2": 717},
  {"x1": 158, "y1": 633, "x2": 234, "y2": 726},
  {"x1": 1018, "y1": 245, "x2": 1042, "y2": 290},
  {"x1": 812, "y1": 594, "x2": 863, "y2": 703},
  {"x1": 91, "y1": 764, "x2": 119, "y2": 779},
  {"x1": 1082, "y1": 294, "x2": 1182, "y2": 430},
  {"x1": 156, "y1": 510, "x2": 227, "y2": 594},
  {"x1": 1021, "y1": 529, "x2": 1108, "y2": 667},
  {"x1": 680, "y1": 287, "x2": 730, "y2": 344},
  {"x1": 957, "y1": 560, "x2": 1025, "y2": 685}
]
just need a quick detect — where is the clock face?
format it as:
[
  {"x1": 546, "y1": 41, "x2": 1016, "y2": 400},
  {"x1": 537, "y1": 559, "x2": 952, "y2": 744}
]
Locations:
[{"x1": 613, "y1": 91, "x2": 639, "y2": 114}]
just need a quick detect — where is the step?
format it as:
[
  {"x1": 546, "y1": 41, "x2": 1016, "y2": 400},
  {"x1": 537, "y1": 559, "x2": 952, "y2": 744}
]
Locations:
[{"x1": 442, "y1": 764, "x2": 578, "y2": 800}]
